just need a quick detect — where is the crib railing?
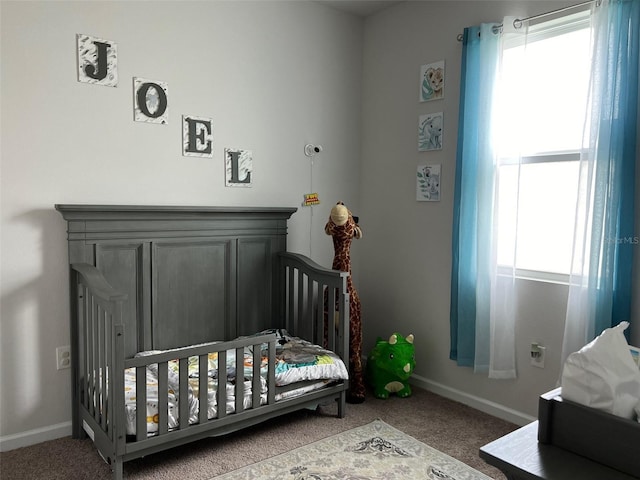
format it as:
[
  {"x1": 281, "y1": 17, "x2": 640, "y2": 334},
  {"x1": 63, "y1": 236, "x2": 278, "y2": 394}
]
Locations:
[
  {"x1": 73, "y1": 263, "x2": 126, "y2": 439},
  {"x1": 278, "y1": 252, "x2": 350, "y2": 370},
  {"x1": 121, "y1": 334, "x2": 277, "y2": 443}
]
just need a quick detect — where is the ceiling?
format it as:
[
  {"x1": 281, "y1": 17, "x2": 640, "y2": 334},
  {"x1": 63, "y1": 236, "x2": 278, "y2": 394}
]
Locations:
[{"x1": 315, "y1": 0, "x2": 405, "y2": 17}]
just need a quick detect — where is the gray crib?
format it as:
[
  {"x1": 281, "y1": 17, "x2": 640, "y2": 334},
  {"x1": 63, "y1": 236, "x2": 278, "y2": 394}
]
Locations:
[{"x1": 56, "y1": 205, "x2": 350, "y2": 479}]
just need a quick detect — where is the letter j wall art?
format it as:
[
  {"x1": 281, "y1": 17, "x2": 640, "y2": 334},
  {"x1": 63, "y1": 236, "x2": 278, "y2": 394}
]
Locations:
[{"x1": 77, "y1": 34, "x2": 118, "y2": 87}]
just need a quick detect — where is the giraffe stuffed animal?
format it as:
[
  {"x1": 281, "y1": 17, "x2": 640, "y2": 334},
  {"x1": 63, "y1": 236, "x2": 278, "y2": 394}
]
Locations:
[{"x1": 325, "y1": 201, "x2": 365, "y2": 403}]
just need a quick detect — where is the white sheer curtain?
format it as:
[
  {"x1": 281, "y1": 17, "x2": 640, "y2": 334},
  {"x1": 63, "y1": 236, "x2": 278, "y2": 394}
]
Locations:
[
  {"x1": 489, "y1": 13, "x2": 587, "y2": 378},
  {"x1": 561, "y1": 0, "x2": 639, "y2": 366},
  {"x1": 486, "y1": 16, "x2": 528, "y2": 380}
]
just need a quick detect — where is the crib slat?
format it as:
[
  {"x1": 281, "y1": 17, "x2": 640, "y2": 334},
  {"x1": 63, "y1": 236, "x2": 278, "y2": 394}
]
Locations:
[
  {"x1": 235, "y1": 347, "x2": 244, "y2": 414},
  {"x1": 287, "y1": 266, "x2": 295, "y2": 332},
  {"x1": 267, "y1": 341, "x2": 276, "y2": 404},
  {"x1": 198, "y1": 354, "x2": 208, "y2": 424},
  {"x1": 326, "y1": 286, "x2": 337, "y2": 352},
  {"x1": 252, "y1": 344, "x2": 261, "y2": 409},
  {"x1": 136, "y1": 366, "x2": 147, "y2": 441},
  {"x1": 296, "y1": 270, "x2": 304, "y2": 334},
  {"x1": 157, "y1": 361, "x2": 169, "y2": 435},
  {"x1": 99, "y1": 307, "x2": 108, "y2": 431},
  {"x1": 341, "y1": 292, "x2": 350, "y2": 362},
  {"x1": 105, "y1": 308, "x2": 113, "y2": 437},
  {"x1": 217, "y1": 350, "x2": 227, "y2": 419},
  {"x1": 305, "y1": 274, "x2": 314, "y2": 341},
  {"x1": 87, "y1": 297, "x2": 96, "y2": 417},
  {"x1": 94, "y1": 304, "x2": 101, "y2": 427},
  {"x1": 178, "y1": 358, "x2": 189, "y2": 429},
  {"x1": 80, "y1": 288, "x2": 89, "y2": 412},
  {"x1": 316, "y1": 283, "x2": 324, "y2": 345},
  {"x1": 78, "y1": 286, "x2": 85, "y2": 411}
]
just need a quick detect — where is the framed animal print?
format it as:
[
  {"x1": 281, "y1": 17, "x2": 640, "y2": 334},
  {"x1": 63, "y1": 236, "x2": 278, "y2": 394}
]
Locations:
[
  {"x1": 419, "y1": 61, "x2": 444, "y2": 102},
  {"x1": 418, "y1": 112, "x2": 443, "y2": 151},
  {"x1": 417, "y1": 164, "x2": 441, "y2": 202}
]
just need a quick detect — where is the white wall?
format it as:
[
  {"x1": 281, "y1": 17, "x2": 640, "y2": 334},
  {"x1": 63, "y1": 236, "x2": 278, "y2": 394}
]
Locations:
[
  {"x1": 359, "y1": 0, "x2": 640, "y2": 424},
  {"x1": 0, "y1": 0, "x2": 363, "y2": 447}
]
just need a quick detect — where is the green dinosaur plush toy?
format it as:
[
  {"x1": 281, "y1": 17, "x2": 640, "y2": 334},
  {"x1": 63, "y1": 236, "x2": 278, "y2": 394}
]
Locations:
[{"x1": 366, "y1": 333, "x2": 415, "y2": 399}]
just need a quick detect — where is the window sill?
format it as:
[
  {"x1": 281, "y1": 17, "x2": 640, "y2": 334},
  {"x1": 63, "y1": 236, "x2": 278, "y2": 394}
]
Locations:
[{"x1": 497, "y1": 267, "x2": 570, "y2": 285}]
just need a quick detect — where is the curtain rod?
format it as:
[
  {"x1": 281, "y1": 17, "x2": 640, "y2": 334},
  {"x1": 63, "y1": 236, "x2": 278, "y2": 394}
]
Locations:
[{"x1": 456, "y1": 0, "x2": 599, "y2": 41}]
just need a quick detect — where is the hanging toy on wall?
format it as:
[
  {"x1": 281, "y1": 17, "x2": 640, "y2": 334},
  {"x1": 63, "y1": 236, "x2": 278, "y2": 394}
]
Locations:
[
  {"x1": 325, "y1": 201, "x2": 365, "y2": 403},
  {"x1": 302, "y1": 144, "x2": 323, "y2": 207}
]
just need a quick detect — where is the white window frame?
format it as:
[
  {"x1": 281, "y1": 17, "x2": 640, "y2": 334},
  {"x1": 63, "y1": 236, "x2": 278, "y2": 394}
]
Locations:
[{"x1": 495, "y1": 10, "x2": 591, "y2": 284}]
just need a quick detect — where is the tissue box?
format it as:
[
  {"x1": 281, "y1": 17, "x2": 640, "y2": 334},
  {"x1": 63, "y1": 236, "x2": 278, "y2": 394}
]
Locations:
[{"x1": 538, "y1": 387, "x2": 640, "y2": 477}]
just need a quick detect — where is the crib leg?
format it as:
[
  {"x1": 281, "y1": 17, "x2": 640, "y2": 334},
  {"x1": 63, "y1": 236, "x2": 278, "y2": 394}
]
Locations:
[
  {"x1": 337, "y1": 392, "x2": 346, "y2": 418},
  {"x1": 112, "y1": 457, "x2": 123, "y2": 480},
  {"x1": 73, "y1": 426, "x2": 87, "y2": 440}
]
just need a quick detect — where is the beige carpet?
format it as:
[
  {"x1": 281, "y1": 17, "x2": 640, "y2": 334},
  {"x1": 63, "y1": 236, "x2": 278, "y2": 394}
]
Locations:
[
  {"x1": 215, "y1": 419, "x2": 492, "y2": 480},
  {"x1": 0, "y1": 387, "x2": 516, "y2": 479}
]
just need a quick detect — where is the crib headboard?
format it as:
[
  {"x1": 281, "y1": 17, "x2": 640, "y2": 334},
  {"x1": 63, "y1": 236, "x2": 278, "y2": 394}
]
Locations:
[{"x1": 56, "y1": 205, "x2": 297, "y2": 357}]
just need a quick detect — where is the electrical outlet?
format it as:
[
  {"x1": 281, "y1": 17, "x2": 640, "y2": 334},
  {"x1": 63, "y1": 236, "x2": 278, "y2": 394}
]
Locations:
[
  {"x1": 56, "y1": 346, "x2": 71, "y2": 370},
  {"x1": 531, "y1": 345, "x2": 546, "y2": 368}
]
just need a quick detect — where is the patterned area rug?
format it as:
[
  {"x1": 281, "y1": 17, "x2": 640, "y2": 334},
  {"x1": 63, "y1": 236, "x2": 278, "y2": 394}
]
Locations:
[{"x1": 213, "y1": 419, "x2": 491, "y2": 480}]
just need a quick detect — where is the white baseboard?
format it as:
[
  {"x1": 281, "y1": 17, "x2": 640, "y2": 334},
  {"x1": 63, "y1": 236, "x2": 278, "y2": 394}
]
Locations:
[
  {"x1": 410, "y1": 373, "x2": 536, "y2": 426},
  {"x1": 0, "y1": 421, "x2": 72, "y2": 452},
  {"x1": 1, "y1": 375, "x2": 534, "y2": 452}
]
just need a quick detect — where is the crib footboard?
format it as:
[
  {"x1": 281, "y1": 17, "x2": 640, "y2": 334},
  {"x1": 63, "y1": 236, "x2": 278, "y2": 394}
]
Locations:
[
  {"x1": 279, "y1": 252, "x2": 350, "y2": 358},
  {"x1": 278, "y1": 251, "x2": 350, "y2": 415}
]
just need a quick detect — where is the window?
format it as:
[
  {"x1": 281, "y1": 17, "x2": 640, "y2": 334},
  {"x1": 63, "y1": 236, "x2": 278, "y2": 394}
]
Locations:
[{"x1": 493, "y1": 12, "x2": 591, "y2": 278}]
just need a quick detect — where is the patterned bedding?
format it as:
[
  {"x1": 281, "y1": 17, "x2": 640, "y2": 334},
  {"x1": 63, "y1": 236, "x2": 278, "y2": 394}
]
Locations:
[{"x1": 123, "y1": 330, "x2": 348, "y2": 436}]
